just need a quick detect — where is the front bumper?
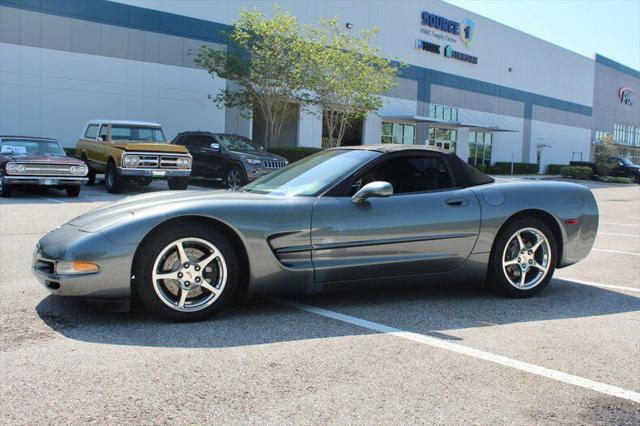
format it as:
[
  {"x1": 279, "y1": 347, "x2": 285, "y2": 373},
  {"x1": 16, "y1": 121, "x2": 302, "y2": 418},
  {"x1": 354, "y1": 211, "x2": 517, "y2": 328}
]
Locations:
[
  {"x1": 245, "y1": 166, "x2": 282, "y2": 181},
  {"x1": 2, "y1": 176, "x2": 88, "y2": 186},
  {"x1": 118, "y1": 168, "x2": 191, "y2": 178},
  {"x1": 32, "y1": 224, "x2": 134, "y2": 298}
]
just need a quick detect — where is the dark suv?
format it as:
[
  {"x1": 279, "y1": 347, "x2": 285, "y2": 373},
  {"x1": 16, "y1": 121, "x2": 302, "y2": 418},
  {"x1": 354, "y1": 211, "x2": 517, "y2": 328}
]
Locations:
[{"x1": 171, "y1": 132, "x2": 288, "y2": 187}]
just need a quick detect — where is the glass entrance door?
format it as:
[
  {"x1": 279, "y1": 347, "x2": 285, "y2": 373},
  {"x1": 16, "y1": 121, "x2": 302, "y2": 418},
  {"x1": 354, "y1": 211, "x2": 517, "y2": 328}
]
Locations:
[{"x1": 427, "y1": 127, "x2": 458, "y2": 153}]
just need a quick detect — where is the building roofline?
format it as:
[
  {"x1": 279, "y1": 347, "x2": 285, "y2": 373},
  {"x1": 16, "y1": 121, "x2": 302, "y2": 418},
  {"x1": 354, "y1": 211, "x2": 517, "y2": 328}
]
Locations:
[{"x1": 595, "y1": 54, "x2": 640, "y2": 79}]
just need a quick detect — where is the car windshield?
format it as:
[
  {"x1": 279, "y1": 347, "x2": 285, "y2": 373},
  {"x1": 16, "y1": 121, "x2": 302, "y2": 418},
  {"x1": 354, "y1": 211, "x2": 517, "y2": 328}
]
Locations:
[
  {"x1": 243, "y1": 149, "x2": 380, "y2": 197},
  {"x1": 0, "y1": 139, "x2": 65, "y2": 156},
  {"x1": 219, "y1": 135, "x2": 263, "y2": 152},
  {"x1": 617, "y1": 157, "x2": 634, "y2": 166},
  {"x1": 111, "y1": 126, "x2": 166, "y2": 142}
]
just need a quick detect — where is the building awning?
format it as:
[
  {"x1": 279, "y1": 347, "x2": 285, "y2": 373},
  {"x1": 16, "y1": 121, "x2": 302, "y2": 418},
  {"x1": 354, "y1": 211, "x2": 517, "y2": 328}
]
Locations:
[{"x1": 379, "y1": 115, "x2": 519, "y2": 133}]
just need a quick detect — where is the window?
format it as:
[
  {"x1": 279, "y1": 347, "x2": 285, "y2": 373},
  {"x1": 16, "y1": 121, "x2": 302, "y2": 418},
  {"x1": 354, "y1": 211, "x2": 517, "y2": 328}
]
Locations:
[
  {"x1": 428, "y1": 103, "x2": 458, "y2": 122},
  {"x1": 84, "y1": 125, "x2": 99, "y2": 139},
  {"x1": 348, "y1": 155, "x2": 453, "y2": 196},
  {"x1": 468, "y1": 132, "x2": 492, "y2": 166},
  {"x1": 0, "y1": 139, "x2": 65, "y2": 156},
  {"x1": 427, "y1": 127, "x2": 458, "y2": 153},
  {"x1": 381, "y1": 123, "x2": 415, "y2": 144},
  {"x1": 99, "y1": 125, "x2": 108, "y2": 140}
]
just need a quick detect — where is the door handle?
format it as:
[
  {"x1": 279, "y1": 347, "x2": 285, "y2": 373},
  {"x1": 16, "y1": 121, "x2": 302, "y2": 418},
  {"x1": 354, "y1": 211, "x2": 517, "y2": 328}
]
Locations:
[{"x1": 446, "y1": 198, "x2": 469, "y2": 207}]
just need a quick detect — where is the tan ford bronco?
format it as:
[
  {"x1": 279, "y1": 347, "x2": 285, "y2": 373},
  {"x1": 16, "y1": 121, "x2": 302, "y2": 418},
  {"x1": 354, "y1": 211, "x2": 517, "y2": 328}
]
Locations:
[{"x1": 76, "y1": 120, "x2": 192, "y2": 193}]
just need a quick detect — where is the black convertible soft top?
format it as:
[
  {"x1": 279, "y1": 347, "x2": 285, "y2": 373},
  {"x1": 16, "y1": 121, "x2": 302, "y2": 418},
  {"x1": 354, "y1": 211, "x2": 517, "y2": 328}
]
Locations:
[{"x1": 333, "y1": 144, "x2": 495, "y2": 188}]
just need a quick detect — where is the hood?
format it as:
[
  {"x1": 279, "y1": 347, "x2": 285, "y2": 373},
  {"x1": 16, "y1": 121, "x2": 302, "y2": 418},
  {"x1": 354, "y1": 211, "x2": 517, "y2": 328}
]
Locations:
[
  {"x1": 2, "y1": 154, "x2": 83, "y2": 165},
  {"x1": 229, "y1": 150, "x2": 287, "y2": 162},
  {"x1": 111, "y1": 142, "x2": 189, "y2": 153},
  {"x1": 67, "y1": 189, "x2": 279, "y2": 232}
]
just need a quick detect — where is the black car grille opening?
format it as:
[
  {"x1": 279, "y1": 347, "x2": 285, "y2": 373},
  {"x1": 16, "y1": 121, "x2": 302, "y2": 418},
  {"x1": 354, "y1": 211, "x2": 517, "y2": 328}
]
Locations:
[
  {"x1": 263, "y1": 160, "x2": 286, "y2": 169},
  {"x1": 35, "y1": 259, "x2": 55, "y2": 274}
]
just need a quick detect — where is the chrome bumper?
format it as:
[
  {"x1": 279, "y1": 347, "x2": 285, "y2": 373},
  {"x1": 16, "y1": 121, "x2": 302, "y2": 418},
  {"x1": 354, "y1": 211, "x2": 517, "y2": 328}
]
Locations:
[
  {"x1": 2, "y1": 176, "x2": 88, "y2": 186},
  {"x1": 118, "y1": 168, "x2": 191, "y2": 178}
]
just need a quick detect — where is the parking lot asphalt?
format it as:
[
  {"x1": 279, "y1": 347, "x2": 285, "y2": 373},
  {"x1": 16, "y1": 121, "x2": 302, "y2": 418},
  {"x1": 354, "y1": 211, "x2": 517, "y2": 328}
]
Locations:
[{"x1": 0, "y1": 178, "x2": 638, "y2": 424}]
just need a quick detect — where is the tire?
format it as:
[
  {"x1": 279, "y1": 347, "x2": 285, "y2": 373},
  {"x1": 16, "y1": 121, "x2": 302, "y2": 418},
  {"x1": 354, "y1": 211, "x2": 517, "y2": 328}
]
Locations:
[
  {"x1": 168, "y1": 177, "x2": 189, "y2": 190},
  {"x1": 81, "y1": 155, "x2": 96, "y2": 186},
  {"x1": 137, "y1": 177, "x2": 152, "y2": 186},
  {"x1": 0, "y1": 175, "x2": 11, "y2": 198},
  {"x1": 105, "y1": 161, "x2": 124, "y2": 193},
  {"x1": 225, "y1": 165, "x2": 246, "y2": 188},
  {"x1": 133, "y1": 223, "x2": 239, "y2": 321},
  {"x1": 66, "y1": 185, "x2": 81, "y2": 197},
  {"x1": 488, "y1": 217, "x2": 557, "y2": 298}
]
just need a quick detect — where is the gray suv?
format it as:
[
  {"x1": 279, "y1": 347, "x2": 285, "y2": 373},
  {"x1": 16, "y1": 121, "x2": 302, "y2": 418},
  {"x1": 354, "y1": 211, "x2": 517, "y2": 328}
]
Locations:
[{"x1": 171, "y1": 132, "x2": 287, "y2": 187}]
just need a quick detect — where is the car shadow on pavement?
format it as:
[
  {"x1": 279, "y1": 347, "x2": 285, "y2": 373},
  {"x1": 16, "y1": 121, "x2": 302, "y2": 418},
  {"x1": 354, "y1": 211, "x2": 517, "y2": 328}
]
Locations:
[{"x1": 35, "y1": 278, "x2": 640, "y2": 349}]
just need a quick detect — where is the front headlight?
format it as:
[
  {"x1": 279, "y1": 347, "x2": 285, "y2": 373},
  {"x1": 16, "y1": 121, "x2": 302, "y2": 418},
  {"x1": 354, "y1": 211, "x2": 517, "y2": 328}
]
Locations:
[
  {"x1": 55, "y1": 261, "x2": 100, "y2": 275},
  {"x1": 246, "y1": 158, "x2": 262, "y2": 165},
  {"x1": 6, "y1": 163, "x2": 26, "y2": 175},
  {"x1": 69, "y1": 165, "x2": 88, "y2": 176},
  {"x1": 122, "y1": 155, "x2": 139, "y2": 168},
  {"x1": 176, "y1": 157, "x2": 191, "y2": 168}
]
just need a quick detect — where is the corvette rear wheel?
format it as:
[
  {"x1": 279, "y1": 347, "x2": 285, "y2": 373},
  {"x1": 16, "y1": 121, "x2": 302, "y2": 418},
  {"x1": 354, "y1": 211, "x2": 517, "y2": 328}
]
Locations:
[
  {"x1": 489, "y1": 218, "x2": 556, "y2": 297},
  {"x1": 134, "y1": 224, "x2": 238, "y2": 321}
]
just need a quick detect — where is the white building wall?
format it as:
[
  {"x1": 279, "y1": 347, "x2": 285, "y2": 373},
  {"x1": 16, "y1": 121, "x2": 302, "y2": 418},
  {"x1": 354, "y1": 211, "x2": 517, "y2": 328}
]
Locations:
[
  {"x1": 0, "y1": 41, "x2": 225, "y2": 146},
  {"x1": 529, "y1": 121, "x2": 592, "y2": 171},
  {"x1": 297, "y1": 106, "x2": 323, "y2": 148}
]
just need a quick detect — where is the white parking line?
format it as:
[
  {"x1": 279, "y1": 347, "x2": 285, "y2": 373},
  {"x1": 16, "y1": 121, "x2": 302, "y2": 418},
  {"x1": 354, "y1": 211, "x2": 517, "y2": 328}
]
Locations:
[
  {"x1": 555, "y1": 277, "x2": 640, "y2": 293},
  {"x1": 270, "y1": 297, "x2": 640, "y2": 403},
  {"x1": 37, "y1": 196, "x2": 65, "y2": 204},
  {"x1": 600, "y1": 222, "x2": 640, "y2": 227},
  {"x1": 598, "y1": 232, "x2": 640, "y2": 238},
  {"x1": 593, "y1": 248, "x2": 640, "y2": 256}
]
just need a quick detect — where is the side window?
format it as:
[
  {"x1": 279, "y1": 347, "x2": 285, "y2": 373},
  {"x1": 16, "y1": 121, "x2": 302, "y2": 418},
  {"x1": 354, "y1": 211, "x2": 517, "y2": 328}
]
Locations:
[
  {"x1": 98, "y1": 125, "x2": 109, "y2": 141},
  {"x1": 84, "y1": 125, "x2": 99, "y2": 139},
  {"x1": 349, "y1": 155, "x2": 453, "y2": 196},
  {"x1": 173, "y1": 135, "x2": 188, "y2": 146}
]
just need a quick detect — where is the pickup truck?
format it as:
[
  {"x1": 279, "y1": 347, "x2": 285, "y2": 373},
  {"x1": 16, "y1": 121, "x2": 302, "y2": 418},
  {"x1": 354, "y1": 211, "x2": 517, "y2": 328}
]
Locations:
[
  {"x1": 571, "y1": 156, "x2": 640, "y2": 183},
  {"x1": 76, "y1": 120, "x2": 192, "y2": 193}
]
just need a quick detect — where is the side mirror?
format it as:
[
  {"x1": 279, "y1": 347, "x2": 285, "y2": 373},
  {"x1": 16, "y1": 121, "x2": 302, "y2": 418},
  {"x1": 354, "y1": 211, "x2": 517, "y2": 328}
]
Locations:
[
  {"x1": 98, "y1": 136, "x2": 106, "y2": 142},
  {"x1": 210, "y1": 143, "x2": 220, "y2": 151},
  {"x1": 351, "y1": 181, "x2": 393, "y2": 204},
  {"x1": 618, "y1": 162, "x2": 624, "y2": 167}
]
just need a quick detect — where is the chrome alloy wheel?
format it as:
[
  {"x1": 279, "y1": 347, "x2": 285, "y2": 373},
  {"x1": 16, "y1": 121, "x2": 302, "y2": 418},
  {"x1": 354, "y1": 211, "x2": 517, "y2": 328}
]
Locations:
[
  {"x1": 152, "y1": 237, "x2": 227, "y2": 312},
  {"x1": 501, "y1": 227, "x2": 551, "y2": 290},
  {"x1": 227, "y1": 169, "x2": 242, "y2": 188}
]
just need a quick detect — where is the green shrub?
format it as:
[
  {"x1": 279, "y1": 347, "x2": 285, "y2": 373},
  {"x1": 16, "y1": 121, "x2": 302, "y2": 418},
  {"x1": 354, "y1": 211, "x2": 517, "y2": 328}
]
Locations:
[
  {"x1": 474, "y1": 164, "x2": 487, "y2": 173},
  {"x1": 595, "y1": 160, "x2": 615, "y2": 177},
  {"x1": 596, "y1": 176, "x2": 633, "y2": 184},
  {"x1": 546, "y1": 164, "x2": 566, "y2": 175},
  {"x1": 560, "y1": 166, "x2": 593, "y2": 180},
  {"x1": 489, "y1": 162, "x2": 539, "y2": 175},
  {"x1": 267, "y1": 147, "x2": 322, "y2": 163}
]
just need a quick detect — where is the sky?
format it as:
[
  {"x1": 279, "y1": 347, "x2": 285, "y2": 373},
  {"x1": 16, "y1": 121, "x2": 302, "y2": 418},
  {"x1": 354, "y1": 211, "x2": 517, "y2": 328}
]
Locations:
[{"x1": 444, "y1": 0, "x2": 640, "y2": 70}]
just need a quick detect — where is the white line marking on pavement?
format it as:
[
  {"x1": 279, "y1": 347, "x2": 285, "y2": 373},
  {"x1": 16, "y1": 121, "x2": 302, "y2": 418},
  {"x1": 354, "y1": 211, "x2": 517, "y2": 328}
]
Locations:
[
  {"x1": 38, "y1": 196, "x2": 65, "y2": 204},
  {"x1": 599, "y1": 232, "x2": 640, "y2": 238},
  {"x1": 593, "y1": 248, "x2": 640, "y2": 256},
  {"x1": 555, "y1": 277, "x2": 640, "y2": 293},
  {"x1": 270, "y1": 298, "x2": 640, "y2": 403},
  {"x1": 600, "y1": 222, "x2": 640, "y2": 227}
]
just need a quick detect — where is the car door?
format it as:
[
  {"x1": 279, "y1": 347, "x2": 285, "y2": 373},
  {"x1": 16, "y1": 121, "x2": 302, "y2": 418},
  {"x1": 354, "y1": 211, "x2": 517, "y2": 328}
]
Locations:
[
  {"x1": 174, "y1": 135, "x2": 202, "y2": 176},
  {"x1": 197, "y1": 135, "x2": 227, "y2": 179},
  {"x1": 311, "y1": 153, "x2": 481, "y2": 283}
]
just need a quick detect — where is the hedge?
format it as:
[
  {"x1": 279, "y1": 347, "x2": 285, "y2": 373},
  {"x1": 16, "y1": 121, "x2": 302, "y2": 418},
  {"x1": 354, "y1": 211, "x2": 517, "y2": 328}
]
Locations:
[
  {"x1": 267, "y1": 147, "x2": 322, "y2": 163},
  {"x1": 560, "y1": 166, "x2": 593, "y2": 180},
  {"x1": 546, "y1": 164, "x2": 567, "y2": 175},
  {"x1": 489, "y1": 162, "x2": 539, "y2": 175},
  {"x1": 596, "y1": 176, "x2": 633, "y2": 184}
]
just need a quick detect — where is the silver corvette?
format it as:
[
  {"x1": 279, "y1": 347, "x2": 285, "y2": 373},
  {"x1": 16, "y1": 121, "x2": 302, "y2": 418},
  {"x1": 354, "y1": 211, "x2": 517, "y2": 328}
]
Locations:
[{"x1": 33, "y1": 145, "x2": 599, "y2": 321}]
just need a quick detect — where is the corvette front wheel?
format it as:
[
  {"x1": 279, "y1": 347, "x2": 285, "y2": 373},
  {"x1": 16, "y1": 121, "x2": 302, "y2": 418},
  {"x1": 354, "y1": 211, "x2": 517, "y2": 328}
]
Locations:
[
  {"x1": 488, "y1": 218, "x2": 557, "y2": 298},
  {"x1": 134, "y1": 224, "x2": 239, "y2": 321}
]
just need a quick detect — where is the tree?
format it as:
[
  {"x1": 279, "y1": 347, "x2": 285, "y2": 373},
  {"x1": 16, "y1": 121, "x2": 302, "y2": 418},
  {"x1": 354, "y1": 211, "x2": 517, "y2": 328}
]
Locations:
[
  {"x1": 594, "y1": 133, "x2": 616, "y2": 177},
  {"x1": 304, "y1": 18, "x2": 401, "y2": 147},
  {"x1": 195, "y1": 7, "x2": 309, "y2": 148}
]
